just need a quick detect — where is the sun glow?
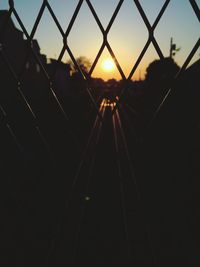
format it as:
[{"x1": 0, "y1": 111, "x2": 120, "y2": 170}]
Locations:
[{"x1": 101, "y1": 58, "x2": 115, "y2": 72}]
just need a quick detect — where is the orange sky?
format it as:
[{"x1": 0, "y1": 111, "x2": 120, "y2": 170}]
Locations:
[{"x1": 1, "y1": 0, "x2": 199, "y2": 81}]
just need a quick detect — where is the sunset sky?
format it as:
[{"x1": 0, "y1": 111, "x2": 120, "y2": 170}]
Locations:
[{"x1": 0, "y1": 0, "x2": 199, "y2": 80}]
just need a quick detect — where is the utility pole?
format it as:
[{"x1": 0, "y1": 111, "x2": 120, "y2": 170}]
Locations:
[
  {"x1": 170, "y1": 37, "x2": 173, "y2": 58},
  {"x1": 170, "y1": 37, "x2": 180, "y2": 58}
]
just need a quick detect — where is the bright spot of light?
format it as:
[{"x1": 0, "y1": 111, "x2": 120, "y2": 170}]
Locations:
[
  {"x1": 101, "y1": 58, "x2": 115, "y2": 72},
  {"x1": 85, "y1": 196, "x2": 90, "y2": 201}
]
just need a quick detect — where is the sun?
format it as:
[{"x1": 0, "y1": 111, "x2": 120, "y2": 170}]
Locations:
[{"x1": 102, "y1": 58, "x2": 115, "y2": 72}]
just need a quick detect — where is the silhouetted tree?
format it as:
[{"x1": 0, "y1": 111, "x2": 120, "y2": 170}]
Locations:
[
  {"x1": 141, "y1": 57, "x2": 180, "y2": 122},
  {"x1": 68, "y1": 56, "x2": 91, "y2": 77},
  {"x1": 145, "y1": 57, "x2": 180, "y2": 84}
]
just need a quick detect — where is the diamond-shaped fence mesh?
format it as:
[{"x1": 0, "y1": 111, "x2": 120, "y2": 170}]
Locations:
[{"x1": 0, "y1": 0, "x2": 200, "y2": 266}]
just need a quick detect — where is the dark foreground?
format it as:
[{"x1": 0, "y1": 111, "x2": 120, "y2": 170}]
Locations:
[{"x1": 1, "y1": 62, "x2": 200, "y2": 267}]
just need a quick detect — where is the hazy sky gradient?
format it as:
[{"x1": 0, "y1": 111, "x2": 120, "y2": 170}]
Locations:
[{"x1": 0, "y1": 0, "x2": 199, "y2": 80}]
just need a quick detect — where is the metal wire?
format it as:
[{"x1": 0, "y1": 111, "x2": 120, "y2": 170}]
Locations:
[
  {"x1": 112, "y1": 0, "x2": 170, "y2": 115},
  {"x1": 0, "y1": 104, "x2": 24, "y2": 153},
  {"x1": 150, "y1": 37, "x2": 200, "y2": 126},
  {"x1": 0, "y1": 1, "x2": 199, "y2": 266},
  {"x1": 0, "y1": 43, "x2": 51, "y2": 154},
  {"x1": 1, "y1": 0, "x2": 199, "y2": 128}
]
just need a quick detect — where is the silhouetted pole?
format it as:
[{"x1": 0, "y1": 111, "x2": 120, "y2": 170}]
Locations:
[
  {"x1": 170, "y1": 37, "x2": 173, "y2": 58},
  {"x1": 170, "y1": 37, "x2": 180, "y2": 58}
]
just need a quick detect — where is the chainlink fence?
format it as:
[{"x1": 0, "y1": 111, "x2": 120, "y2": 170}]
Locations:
[{"x1": 0, "y1": 0, "x2": 200, "y2": 266}]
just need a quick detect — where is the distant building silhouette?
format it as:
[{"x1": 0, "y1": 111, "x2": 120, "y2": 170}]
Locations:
[
  {"x1": 0, "y1": 10, "x2": 25, "y2": 72},
  {"x1": 47, "y1": 59, "x2": 72, "y2": 97},
  {"x1": 0, "y1": 10, "x2": 47, "y2": 74},
  {"x1": 0, "y1": 10, "x2": 78, "y2": 102},
  {"x1": 24, "y1": 39, "x2": 47, "y2": 73}
]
